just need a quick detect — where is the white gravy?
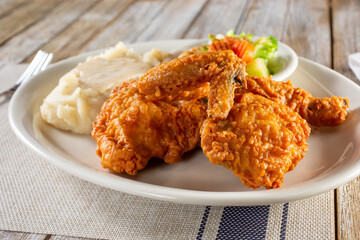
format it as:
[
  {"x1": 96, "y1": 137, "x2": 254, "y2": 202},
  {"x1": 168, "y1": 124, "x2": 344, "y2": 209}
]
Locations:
[{"x1": 75, "y1": 57, "x2": 152, "y2": 93}]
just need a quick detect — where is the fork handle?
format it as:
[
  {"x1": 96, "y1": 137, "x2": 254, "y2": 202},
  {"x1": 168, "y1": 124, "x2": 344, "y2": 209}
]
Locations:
[{"x1": 0, "y1": 84, "x2": 20, "y2": 98}]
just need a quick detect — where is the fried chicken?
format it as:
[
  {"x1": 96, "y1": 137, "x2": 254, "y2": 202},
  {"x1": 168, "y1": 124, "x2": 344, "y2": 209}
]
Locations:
[
  {"x1": 201, "y1": 92, "x2": 311, "y2": 189},
  {"x1": 239, "y1": 75, "x2": 349, "y2": 126},
  {"x1": 138, "y1": 50, "x2": 246, "y2": 119},
  {"x1": 92, "y1": 46, "x2": 348, "y2": 188},
  {"x1": 92, "y1": 79, "x2": 206, "y2": 175},
  {"x1": 92, "y1": 51, "x2": 245, "y2": 175}
]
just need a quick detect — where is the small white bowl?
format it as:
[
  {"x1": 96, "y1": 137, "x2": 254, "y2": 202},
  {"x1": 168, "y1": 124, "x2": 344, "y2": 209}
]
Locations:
[{"x1": 271, "y1": 41, "x2": 298, "y2": 81}]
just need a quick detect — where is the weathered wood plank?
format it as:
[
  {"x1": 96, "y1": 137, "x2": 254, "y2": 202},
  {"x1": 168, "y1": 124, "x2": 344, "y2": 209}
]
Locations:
[
  {"x1": 49, "y1": 236, "x2": 94, "y2": 240},
  {"x1": 135, "y1": 0, "x2": 208, "y2": 42},
  {"x1": 333, "y1": 0, "x2": 360, "y2": 81},
  {"x1": 0, "y1": 0, "x2": 62, "y2": 46},
  {"x1": 337, "y1": 180, "x2": 360, "y2": 240},
  {"x1": 81, "y1": 0, "x2": 168, "y2": 52},
  {"x1": 284, "y1": 0, "x2": 331, "y2": 66},
  {"x1": 0, "y1": 230, "x2": 48, "y2": 240},
  {"x1": 235, "y1": 0, "x2": 288, "y2": 42},
  {"x1": 333, "y1": 0, "x2": 360, "y2": 239},
  {"x1": 0, "y1": 0, "x2": 28, "y2": 18},
  {"x1": 183, "y1": 0, "x2": 248, "y2": 38},
  {"x1": 0, "y1": 0, "x2": 99, "y2": 63},
  {"x1": 26, "y1": 0, "x2": 134, "y2": 63}
]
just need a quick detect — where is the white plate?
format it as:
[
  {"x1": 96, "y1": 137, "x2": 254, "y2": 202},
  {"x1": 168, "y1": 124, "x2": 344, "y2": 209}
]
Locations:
[{"x1": 9, "y1": 40, "x2": 360, "y2": 206}]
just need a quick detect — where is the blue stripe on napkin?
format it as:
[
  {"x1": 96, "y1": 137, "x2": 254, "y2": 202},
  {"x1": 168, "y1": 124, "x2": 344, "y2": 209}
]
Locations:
[
  {"x1": 196, "y1": 206, "x2": 211, "y2": 240},
  {"x1": 196, "y1": 202, "x2": 290, "y2": 239},
  {"x1": 215, "y1": 206, "x2": 270, "y2": 240},
  {"x1": 280, "y1": 203, "x2": 289, "y2": 240}
]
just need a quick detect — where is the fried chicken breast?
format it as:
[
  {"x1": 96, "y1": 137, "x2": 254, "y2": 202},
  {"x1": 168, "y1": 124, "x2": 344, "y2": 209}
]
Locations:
[
  {"x1": 201, "y1": 92, "x2": 311, "y2": 189},
  {"x1": 92, "y1": 79, "x2": 206, "y2": 175}
]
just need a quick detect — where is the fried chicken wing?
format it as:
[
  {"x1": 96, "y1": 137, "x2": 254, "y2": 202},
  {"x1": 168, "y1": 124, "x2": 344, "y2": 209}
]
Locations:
[
  {"x1": 92, "y1": 79, "x2": 206, "y2": 175},
  {"x1": 201, "y1": 92, "x2": 311, "y2": 189},
  {"x1": 138, "y1": 50, "x2": 246, "y2": 119},
  {"x1": 239, "y1": 76, "x2": 349, "y2": 126}
]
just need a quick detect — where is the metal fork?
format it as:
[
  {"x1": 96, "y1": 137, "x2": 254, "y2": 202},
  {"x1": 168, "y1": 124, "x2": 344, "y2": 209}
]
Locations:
[{"x1": 0, "y1": 50, "x2": 53, "y2": 97}]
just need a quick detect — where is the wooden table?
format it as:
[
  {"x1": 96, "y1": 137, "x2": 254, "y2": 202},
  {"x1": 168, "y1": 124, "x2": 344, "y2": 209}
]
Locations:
[{"x1": 0, "y1": 0, "x2": 359, "y2": 239}]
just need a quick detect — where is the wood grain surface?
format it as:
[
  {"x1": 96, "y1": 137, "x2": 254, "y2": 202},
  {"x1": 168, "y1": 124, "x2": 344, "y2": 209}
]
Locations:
[
  {"x1": 0, "y1": 0, "x2": 359, "y2": 239},
  {"x1": 0, "y1": 0, "x2": 98, "y2": 62},
  {"x1": 0, "y1": 0, "x2": 62, "y2": 46},
  {"x1": 333, "y1": 0, "x2": 360, "y2": 239},
  {"x1": 81, "y1": 0, "x2": 168, "y2": 52}
]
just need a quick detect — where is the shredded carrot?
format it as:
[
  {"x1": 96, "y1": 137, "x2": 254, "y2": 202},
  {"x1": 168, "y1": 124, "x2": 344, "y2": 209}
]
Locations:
[
  {"x1": 223, "y1": 36, "x2": 239, "y2": 46},
  {"x1": 230, "y1": 40, "x2": 255, "y2": 63},
  {"x1": 208, "y1": 40, "x2": 231, "y2": 51},
  {"x1": 208, "y1": 36, "x2": 255, "y2": 63}
]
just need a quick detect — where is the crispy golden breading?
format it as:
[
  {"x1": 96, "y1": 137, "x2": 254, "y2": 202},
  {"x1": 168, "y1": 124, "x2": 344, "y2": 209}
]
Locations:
[
  {"x1": 91, "y1": 51, "x2": 246, "y2": 175},
  {"x1": 201, "y1": 93, "x2": 311, "y2": 189},
  {"x1": 92, "y1": 79, "x2": 206, "y2": 175},
  {"x1": 138, "y1": 50, "x2": 246, "y2": 119},
  {"x1": 239, "y1": 76, "x2": 349, "y2": 126}
]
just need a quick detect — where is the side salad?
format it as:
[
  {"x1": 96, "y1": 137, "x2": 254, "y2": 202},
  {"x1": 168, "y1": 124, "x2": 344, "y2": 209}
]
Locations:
[{"x1": 201, "y1": 30, "x2": 280, "y2": 77}]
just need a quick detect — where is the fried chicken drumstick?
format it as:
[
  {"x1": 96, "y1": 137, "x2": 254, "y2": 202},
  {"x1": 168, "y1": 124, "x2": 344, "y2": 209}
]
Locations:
[
  {"x1": 239, "y1": 76, "x2": 349, "y2": 126},
  {"x1": 201, "y1": 92, "x2": 311, "y2": 189},
  {"x1": 92, "y1": 51, "x2": 246, "y2": 175}
]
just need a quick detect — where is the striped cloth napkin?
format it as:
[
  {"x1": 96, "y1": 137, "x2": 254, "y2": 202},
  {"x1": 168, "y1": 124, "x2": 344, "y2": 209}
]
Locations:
[
  {"x1": 197, "y1": 205, "x2": 287, "y2": 239},
  {"x1": 0, "y1": 64, "x2": 335, "y2": 239}
]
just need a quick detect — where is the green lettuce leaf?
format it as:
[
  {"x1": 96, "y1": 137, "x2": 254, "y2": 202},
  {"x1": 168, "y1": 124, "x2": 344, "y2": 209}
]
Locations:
[
  {"x1": 226, "y1": 30, "x2": 254, "y2": 42},
  {"x1": 254, "y1": 36, "x2": 278, "y2": 59}
]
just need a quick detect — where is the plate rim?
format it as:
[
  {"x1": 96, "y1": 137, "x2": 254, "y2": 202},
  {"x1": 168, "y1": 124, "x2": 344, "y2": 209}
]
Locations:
[{"x1": 8, "y1": 39, "x2": 360, "y2": 206}]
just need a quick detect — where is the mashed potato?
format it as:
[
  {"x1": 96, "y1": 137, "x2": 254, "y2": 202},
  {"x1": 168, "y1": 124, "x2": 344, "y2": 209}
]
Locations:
[{"x1": 40, "y1": 42, "x2": 170, "y2": 134}]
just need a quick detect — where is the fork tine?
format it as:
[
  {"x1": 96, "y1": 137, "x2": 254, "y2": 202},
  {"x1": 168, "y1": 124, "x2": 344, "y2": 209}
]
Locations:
[
  {"x1": 19, "y1": 51, "x2": 52, "y2": 85},
  {"x1": 15, "y1": 51, "x2": 46, "y2": 85},
  {"x1": 0, "y1": 50, "x2": 52, "y2": 98},
  {"x1": 32, "y1": 52, "x2": 50, "y2": 76},
  {"x1": 40, "y1": 53, "x2": 53, "y2": 71}
]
